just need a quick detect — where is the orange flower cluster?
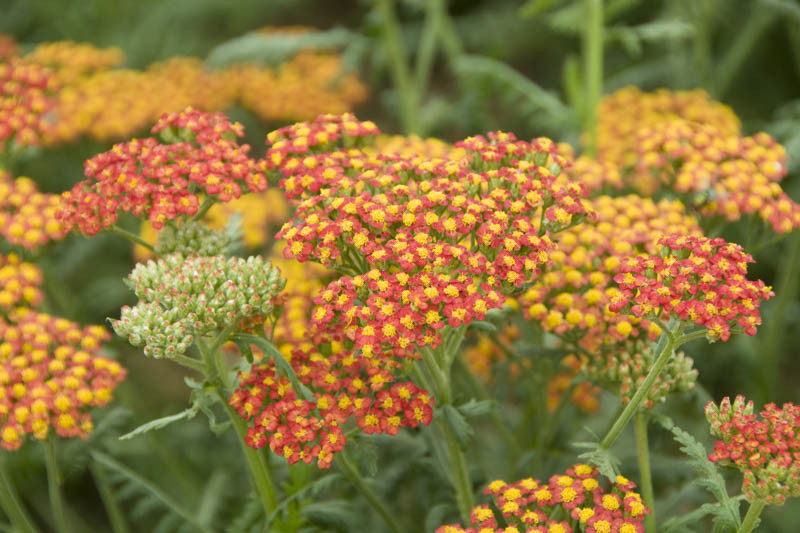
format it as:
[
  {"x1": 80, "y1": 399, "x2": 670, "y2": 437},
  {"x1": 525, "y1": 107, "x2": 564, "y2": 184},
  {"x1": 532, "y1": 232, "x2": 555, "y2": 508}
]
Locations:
[
  {"x1": 0, "y1": 254, "x2": 43, "y2": 311},
  {"x1": 437, "y1": 464, "x2": 649, "y2": 533},
  {"x1": 0, "y1": 308, "x2": 125, "y2": 450},
  {"x1": 0, "y1": 34, "x2": 18, "y2": 61},
  {"x1": 25, "y1": 41, "x2": 125, "y2": 84},
  {"x1": 0, "y1": 58, "x2": 58, "y2": 148},
  {"x1": 231, "y1": 246, "x2": 435, "y2": 468},
  {"x1": 0, "y1": 171, "x2": 66, "y2": 248},
  {"x1": 235, "y1": 51, "x2": 367, "y2": 123}
]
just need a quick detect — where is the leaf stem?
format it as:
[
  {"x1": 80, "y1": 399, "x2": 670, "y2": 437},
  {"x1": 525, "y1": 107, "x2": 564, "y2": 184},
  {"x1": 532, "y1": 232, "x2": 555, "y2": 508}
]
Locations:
[
  {"x1": 634, "y1": 412, "x2": 656, "y2": 533},
  {"x1": 600, "y1": 321, "x2": 684, "y2": 449},
  {"x1": 44, "y1": 436, "x2": 70, "y2": 533},
  {"x1": 0, "y1": 454, "x2": 39, "y2": 533},
  {"x1": 334, "y1": 449, "x2": 404, "y2": 533},
  {"x1": 739, "y1": 499, "x2": 766, "y2": 533},
  {"x1": 110, "y1": 225, "x2": 154, "y2": 251}
]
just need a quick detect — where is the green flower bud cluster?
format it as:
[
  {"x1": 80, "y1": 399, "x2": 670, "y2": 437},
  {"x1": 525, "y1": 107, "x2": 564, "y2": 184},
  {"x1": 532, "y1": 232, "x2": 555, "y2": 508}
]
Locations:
[
  {"x1": 155, "y1": 221, "x2": 233, "y2": 257},
  {"x1": 586, "y1": 345, "x2": 698, "y2": 409},
  {"x1": 112, "y1": 253, "x2": 285, "y2": 359}
]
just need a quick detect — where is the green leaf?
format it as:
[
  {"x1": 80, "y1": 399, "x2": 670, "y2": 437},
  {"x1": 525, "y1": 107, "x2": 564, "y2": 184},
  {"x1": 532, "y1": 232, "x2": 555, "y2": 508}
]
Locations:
[
  {"x1": 562, "y1": 54, "x2": 583, "y2": 117},
  {"x1": 440, "y1": 404, "x2": 474, "y2": 450},
  {"x1": 119, "y1": 406, "x2": 199, "y2": 441},
  {"x1": 574, "y1": 441, "x2": 620, "y2": 480},
  {"x1": 655, "y1": 416, "x2": 742, "y2": 531},
  {"x1": 300, "y1": 500, "x2": 356, "y2": 531},
  {"x1": 468, "y1": 320, "x2": 497, "y2": 333},
  {"x1": 231, "y1": 334, "x2": 315, "y2": 402},
  {"x1": 457, "y1": 399, "x2": 495, "y2": 418},
  {"x1": 205, "y1": 27, "x2": 354, "y2": 68},
  {"x1": 424, "y1": 503, "x2": 453, "y2": 533},
  {"x1": 520, "y1": 0, "x2": 566, "y2": 17}
]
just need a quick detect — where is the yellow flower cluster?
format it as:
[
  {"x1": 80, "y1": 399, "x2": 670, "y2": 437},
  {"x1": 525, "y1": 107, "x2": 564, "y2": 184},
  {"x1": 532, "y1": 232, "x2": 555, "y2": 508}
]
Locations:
[
  {"x1": 234, "y1": 51, "x2": 367, "y2": 123},
  {"x1": 25, "y1": 41, "x2": 125, "y2": 84},
  {"x1": 0, "y1": 254, "x2": 42, "y2": 311},
  {"x1": 133, "y1": 189, "x2": 290, "y2": 261},
  {"x1": 369, "y1": 134, "x2": 467, "y2": 160},
  {"x1": 0, "y1": 171, "x2": 66, "y2": 248}
]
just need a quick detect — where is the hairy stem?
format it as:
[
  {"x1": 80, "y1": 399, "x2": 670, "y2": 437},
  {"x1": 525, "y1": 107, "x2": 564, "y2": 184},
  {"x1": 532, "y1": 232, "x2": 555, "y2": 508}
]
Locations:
[
  {"x1": 0, "y1": 455, "x2": 40, "y2": 533},
  {"x1": 334, "y1": 449, "x2": 404, "y2": 533},
  {"x1": 739, "y1": 499, "x2": 766, "y2": 533},
  {"x1": 634, "y1": 412, "x2": 656, "y2": 533},
  {"x1": 110, "y1": 225, "x2": 154, "y2": 251},
  {"x1": 44, "y1": 436, "x2": 70, "y2": 533}
]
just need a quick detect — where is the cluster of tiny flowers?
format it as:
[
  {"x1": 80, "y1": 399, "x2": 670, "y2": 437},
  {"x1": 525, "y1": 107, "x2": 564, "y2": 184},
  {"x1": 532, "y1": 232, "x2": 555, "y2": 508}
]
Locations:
[
  {"x1": 0, "y1": 172, "x2": 67, "y2": 248},
  {"x1": 0, "y1": 308, "x2": 125, "y2": 450},
  {"x1": 369, "y1": 134, "x2": 467, "y2": 160},
  {"x1": 436, "y1": 464, "x2": 649, "y2": 533},
  {"x1": 706, "y1": 395, "x2": 800, "y2": 505},
  {"x1": 585, "y1": 344, "x2": 697, "y2": 409},
  {"x1": 235, "y1": 51, "x2": 367, "y2": 123},
  {"x1": 464, "y1": 326, "x2": 600, "y2": 414},
  {"x1": 0, "y1": 254, "x2": 43, "y2": 311},
  {"x1": 112, "y1": 253, "x2": 284, "y2": 360},
  {"x1": 0, "y1": 58, "x2": 58, "y2": 148},
  {"x1": 231, "y1": 246, "x2": 435, "y2": 468},
  {"x1": 610, "y1": 235, "x2": 774, "y2": 342},
  {"x1": 521, "y1": 195, "x2": 702, "y2": 349},
  {"x1": 151, "y1": 220, "x2": 232, "y2": 258},
  {"x1": 557, "y1": 143, "x2": 623, "y2": 193},
  {"x1": 276, "y1": 121, "x2": 593, "y2": 356},
  {"x1": 25, "y1": 41, "x2": 125, "y2": 84},
  {"x1": 58, "y1": 107, "x2": 269, "y2": 235},
  {"x1": 595, "y1": 87, "x2": 741, "y2": 172},
  {"x1": 134, "y1": 188, "x2": 290, "y2": 261}
]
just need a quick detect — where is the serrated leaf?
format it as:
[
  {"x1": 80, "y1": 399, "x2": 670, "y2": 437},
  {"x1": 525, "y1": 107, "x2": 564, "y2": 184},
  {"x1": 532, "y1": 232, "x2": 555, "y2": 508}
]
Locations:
[
  {"x1": 231, "y1": 334, "x2": 315, "y2": 402},
  {"x1": 119, "y1": 406, "x2": 199, "y2": 440},
  {"x1": 468, "y1": 320, "x2": 498, "y2": 333},
  {"x1": 457, "y1": 399, "x2": 495, "y2": 418},
  {"x1": 441, "y1": 404, "x2": 474, "y2": 450},
  {"x1": 206, "y1": 28, "x2": 354, "y2": 68},
  {"x1": 300, "y1": 500, "x2": 355, "y2": 531},
  {"x1": 574, "y1": 441, "x2": 619, "y2": 480}
]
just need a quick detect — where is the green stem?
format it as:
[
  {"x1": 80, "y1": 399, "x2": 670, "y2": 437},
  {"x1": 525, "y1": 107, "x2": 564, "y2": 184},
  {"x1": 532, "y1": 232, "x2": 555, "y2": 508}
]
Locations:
[
  {"x1": 191, "y1": 196, "x2": 216, "y2": 222},
  {"x1": 634, "y1": 412, "x2": 656, "y2": 533},
  {"x1": 0, "y1": 455, "x2": 39, "y2": 533},
  {"x1": 375, "y1": 0, "x2": 420, "y2": 134},
  {"x1": 171, "y1": 353, "x2": 208, "y2": 374},
  {"x1": 739, "y1": 499, "x2": 766, "y2": 533},
  {"x1": 712, "y1": 9, "x2": 775, "y2": 99},
  {"x1": 582, "y1": 0, "x2": 604, "y2": 156},
  {"x1": 109, "y1": 225, "x2": 154, "y2": 251},
  {"x1": 600, "y1": 321, "x2": 684, "y2": 449},
  {"x1": 44, "y1": 436, "x2": 70, "y2": 533},
  {"x1": 413, "y1": 0, "x2": 445, "y2": 107},
  {"x1": 334, "y1": 449, "x2": 404, "y2": 533},
  {"x1": 89, "y1": 462, "x2": 130, "y2": 533}
]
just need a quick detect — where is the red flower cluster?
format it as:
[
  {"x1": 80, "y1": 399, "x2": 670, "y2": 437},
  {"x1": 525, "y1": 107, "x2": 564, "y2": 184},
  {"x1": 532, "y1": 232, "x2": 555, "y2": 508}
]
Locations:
[
  {"x1": 706, "y1": 395, "x2": 800, "y2": 505},
  {"x1": 0, "y1": 171, "x2": 67, "y2": 248},
  {"x1": 437, "y1": 464, "x2": 649, "y2": 533},
  {"x1": 231, "y1": 248, "x2": 435, "y2": 468},
  {"x1": 0, "y1": 308, "x2": 126, "y2": 450},
  {"x1": 0, "y1": 253, "x2": 43, "y2": 311},
  {"x1": 58, "y1": 107, "x2": 268, "y2": 235},
  {"x1": 611, "y1": 235, "x2": 773, "y2": 341},
  {"x1": 0, "y1": 58, "x2": 58, "y2": 148}
]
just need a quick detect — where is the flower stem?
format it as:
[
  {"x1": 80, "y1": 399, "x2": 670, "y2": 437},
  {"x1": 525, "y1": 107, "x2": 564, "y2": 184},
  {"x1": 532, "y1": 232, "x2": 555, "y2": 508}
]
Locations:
[
  {"x1": 89, "y1": 461, "x2": 130, "y2": 533},
  {"x1": 582, "y1": 0, "x2": 604, "y2": 156},
  {"x1": 739, "y1": 499, "x2": 766, "y2": 533},
  {"x1": 110, "y1": 225, "x2": 154, "y2": 251},
  {"x1": 44, "y1": 436, "x2": 70, "y2": 533},
  {"x1": 634, "y1": 412, "x2": 656, "y2": 533},
  {"x1": 334, "y1": 449, "x2": 404, "y2": 533},
  {"x1": 600, "y1": 321, "x2": 684, "y2": 450},
  {"x1": 0, "y1": 454, "x2": 39, "y2": 533}
]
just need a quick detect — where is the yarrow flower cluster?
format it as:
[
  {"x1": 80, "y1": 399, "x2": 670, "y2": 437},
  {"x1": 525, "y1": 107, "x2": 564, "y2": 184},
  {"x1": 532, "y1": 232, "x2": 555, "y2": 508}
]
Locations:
[
  {"x1": 231, "y1": 247, "x2": 435, "y2": 468},
  {"x1": 0, "y1": 308, "x2": 125, "y2": 450},
  {"x1": 0, "y1": 171, "x2": 67, "y2": 248},
  {"x1": 706, "y1": 395, "x2": 800, "y2": 505},
  {"x1": 25, "y1": 41, "x2": 125, "y2": 84},
  {"x1": 0, "y1": 253, "x2": 43, "y2": 311},
  {"x1": 112, "y1": 253, "x2": 284, "y2": 360},
  {"x1": 369, "y1": 134, "x2": 467, "y2": 160},
  {"x1": 0, "y1": 58, "x2": 58, "y2": 148},
  {"x1": 610, "y1": 235, "x2": 774, "y2": 341},
  {"x1": 58, "y1": 107, "x2": 269, "y2": 235},
  {"x1": 436, "y1": 464, "x2": 649, "y2": 533}
]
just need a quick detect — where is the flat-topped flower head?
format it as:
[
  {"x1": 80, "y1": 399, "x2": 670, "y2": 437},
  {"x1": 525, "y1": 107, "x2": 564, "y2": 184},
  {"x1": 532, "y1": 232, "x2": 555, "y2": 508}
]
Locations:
[
  {"x1": 25, "y1": 41, "x2": 124, "y2": 84},
  {"x1": 0, "y1": 253, "x2": 43, "y2": 311},
  {"x1": 611, "y1": 235, "x2": 773, "y2": 341},
  {"x1": 112, "y1": 253, "x2": 284, "y2": 360},
  {"x1": 0, "y1": 172, "x2": 67, "y2": 248},
  {"x1": 436, "y1": 463, "x2": 649, "y2": 533},
  {"x1": 58, "y1": 107, "x2": 268, "y2": 235},
  {"x1": 706, "y1": 395, "x2": 800, "y2": 505},
  {"x1": 0, "y1": 308, "x2": 125, "y2": 450},
  {"x1": 0, "y1": 58, "x2": 59, "y2": 148}
]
